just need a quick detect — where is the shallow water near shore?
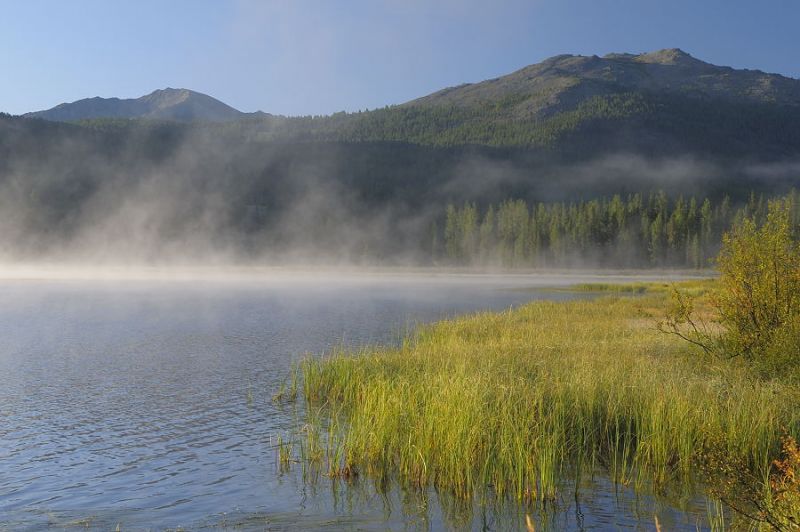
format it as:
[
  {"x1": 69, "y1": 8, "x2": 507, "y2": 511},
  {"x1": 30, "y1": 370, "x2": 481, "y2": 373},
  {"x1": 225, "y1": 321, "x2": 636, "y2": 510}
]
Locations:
[{"x1": 0, "y1": 271, "x2": 713, "y2": 530}]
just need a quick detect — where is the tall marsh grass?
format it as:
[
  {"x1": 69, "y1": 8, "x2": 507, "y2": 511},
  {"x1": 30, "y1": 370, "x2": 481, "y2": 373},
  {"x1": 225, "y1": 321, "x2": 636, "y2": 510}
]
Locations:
[{"x1": 298, "y1": 283, "x2": 800, "y2": 518}]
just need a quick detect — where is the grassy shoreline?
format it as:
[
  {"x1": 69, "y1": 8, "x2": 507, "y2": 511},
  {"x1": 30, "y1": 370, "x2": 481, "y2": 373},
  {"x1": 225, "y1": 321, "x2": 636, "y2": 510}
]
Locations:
[{"x1": 294, "y1": 281, "x2": 800, "y2": 527}]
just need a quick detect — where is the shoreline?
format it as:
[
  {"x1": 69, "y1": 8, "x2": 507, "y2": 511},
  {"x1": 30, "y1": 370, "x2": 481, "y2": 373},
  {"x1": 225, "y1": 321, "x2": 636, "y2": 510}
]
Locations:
[
  {"x1": 294, "y1": 280, "x2": 797, "y2": 529},
  {"x1": 0, "y1": 263, "x2": 716, "y2": 283}
]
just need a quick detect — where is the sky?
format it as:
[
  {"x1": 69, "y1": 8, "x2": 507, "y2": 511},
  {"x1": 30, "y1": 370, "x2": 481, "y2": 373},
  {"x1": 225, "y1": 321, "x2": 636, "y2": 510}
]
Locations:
[{"x1": 2, "y1": 0, "x2": 799, "y2": 116}]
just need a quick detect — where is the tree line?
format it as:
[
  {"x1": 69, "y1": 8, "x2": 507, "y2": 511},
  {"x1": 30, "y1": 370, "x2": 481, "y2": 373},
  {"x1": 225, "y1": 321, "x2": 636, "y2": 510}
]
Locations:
[{"x1": 435, "y1": 190, "x2": 800, "y2": 268}]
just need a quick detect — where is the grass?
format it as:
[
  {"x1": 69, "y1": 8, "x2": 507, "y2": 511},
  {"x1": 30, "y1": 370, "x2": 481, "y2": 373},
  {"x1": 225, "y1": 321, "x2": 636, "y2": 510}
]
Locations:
[
  {"x1": 568, "y1": 281, "x2": 651, "y2": 294},
  {"x1": 295, "y1": 280, "x2": 800, "y2": 524}
]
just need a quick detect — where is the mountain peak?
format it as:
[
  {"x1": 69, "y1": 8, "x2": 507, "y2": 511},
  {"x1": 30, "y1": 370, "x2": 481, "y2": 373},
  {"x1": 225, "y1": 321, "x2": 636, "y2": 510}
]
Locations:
[
  {"x1": 141, "y1": 88, "x2": 196, "y2": 108},
  {"x1": 147, "y1": 87, "x2": 192, "y2": 97},
  {"x1": 634, "y1": 48, "x2": 700, "y2": 65},
  {"x1": 25, "y1": 88, "x2": 247, "y2": 122}
]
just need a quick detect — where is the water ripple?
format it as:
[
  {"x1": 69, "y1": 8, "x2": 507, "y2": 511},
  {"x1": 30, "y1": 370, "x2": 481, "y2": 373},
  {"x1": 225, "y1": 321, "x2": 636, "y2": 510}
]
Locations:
[{"x1": 0, "y1": 276, "x2": 710, "y2": 529}]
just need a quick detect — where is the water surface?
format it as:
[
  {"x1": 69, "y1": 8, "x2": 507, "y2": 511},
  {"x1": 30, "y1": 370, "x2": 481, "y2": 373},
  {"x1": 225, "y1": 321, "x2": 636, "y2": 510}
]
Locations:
[{"x1": 0, "y1": 272, "x2": 712, "y2": 530}]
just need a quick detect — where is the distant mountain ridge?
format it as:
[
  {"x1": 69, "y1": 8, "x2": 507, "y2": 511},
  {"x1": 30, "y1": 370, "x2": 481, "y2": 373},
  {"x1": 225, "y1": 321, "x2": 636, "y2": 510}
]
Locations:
[
  {"x1": 24, "y1": 88, "x2": 264, "y2": 122},
  {"x1": 23, "y1": 49, "x2": 800, "y2": 128},
  {"x1": 16, "y1": 48, "x2": 800, "y2": 161},
  {"x1": 408, "y1": 48, "x2": 800, "y2": 118}
]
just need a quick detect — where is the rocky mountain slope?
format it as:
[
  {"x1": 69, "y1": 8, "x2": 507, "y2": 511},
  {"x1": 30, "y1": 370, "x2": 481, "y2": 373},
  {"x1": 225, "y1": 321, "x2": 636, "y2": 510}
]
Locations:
[{"x1": 410, "y1": 48, "x2": 800, "y2": 116}]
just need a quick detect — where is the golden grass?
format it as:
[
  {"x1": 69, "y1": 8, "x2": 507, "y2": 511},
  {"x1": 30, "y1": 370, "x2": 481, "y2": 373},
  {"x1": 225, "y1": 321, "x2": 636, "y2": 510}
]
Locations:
[{"x1": 296, "y1": 281, "x2": 800, "y2": 516}]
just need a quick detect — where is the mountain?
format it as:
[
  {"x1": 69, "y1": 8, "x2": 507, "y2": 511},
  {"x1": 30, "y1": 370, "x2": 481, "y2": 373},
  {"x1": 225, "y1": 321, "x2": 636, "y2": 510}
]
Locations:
[
  {"x1": 21, "y1": 49, "x2": 800, "y2": 157},
  {"x1": 11, "y1": 48, "x2": 800, "y2": 168},
  {"x1": 24, "y1": 88, "x2": 257, "y2": 122},
  {"x1": 304, "y1": 48, "x2": 800, "y2": 156},
  {"x1": 410, "y1": 48, "x2": 800, "y2": 114},
  {"x1": 2, "y1": 49, "x2": 800, "y2": 263},
  {"x1": 112, "y1": 48, "x2": 792, "y2": 159}
]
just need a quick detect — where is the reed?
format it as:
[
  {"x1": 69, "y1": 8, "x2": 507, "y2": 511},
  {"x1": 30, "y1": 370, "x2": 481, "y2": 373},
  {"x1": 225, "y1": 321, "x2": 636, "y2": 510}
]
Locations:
[
  {"x1": 298, "y1": 281, "x2": 800, "y2": 518},
  {"x1": 272, "y1": 365, "x2": 300, "y2": 404},
  {"x1": 275, "y1": 434, "x2": 294, "y2": 471}
]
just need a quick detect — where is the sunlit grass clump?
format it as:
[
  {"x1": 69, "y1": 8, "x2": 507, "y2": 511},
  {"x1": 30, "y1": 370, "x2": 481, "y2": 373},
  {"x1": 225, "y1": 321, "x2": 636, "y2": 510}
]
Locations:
[
  {"x1": 569, "y1": 281, "x2": 651, "y2": 293},
  {"x1": 299, "y1": 283, "x2": 799, "y2": 514}
]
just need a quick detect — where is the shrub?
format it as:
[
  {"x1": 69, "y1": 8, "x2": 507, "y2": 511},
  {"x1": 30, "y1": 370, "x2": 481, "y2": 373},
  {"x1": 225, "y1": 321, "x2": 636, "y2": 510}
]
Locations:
[
  {"x1": 715, "y1": 199, "x2": 800, "y2": 372},
  {"x1": 662, "y1": 199, "x2": 800, "y2": 376}
]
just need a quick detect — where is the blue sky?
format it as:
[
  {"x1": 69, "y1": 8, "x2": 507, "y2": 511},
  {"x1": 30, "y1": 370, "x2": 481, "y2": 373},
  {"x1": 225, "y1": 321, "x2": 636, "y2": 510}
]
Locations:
[{"x1": 2, "y1": 0, "x2": 798, "y2": 116}]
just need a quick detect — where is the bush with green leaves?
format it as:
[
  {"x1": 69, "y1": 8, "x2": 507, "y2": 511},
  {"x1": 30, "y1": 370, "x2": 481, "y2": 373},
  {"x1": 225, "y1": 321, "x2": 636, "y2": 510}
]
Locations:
[
  {"x1": 716, "y1": 199, "x2": 800, "y2": 373},
  {"x1": 662, "y1": 198, "x2": 800, "y2": 376}
]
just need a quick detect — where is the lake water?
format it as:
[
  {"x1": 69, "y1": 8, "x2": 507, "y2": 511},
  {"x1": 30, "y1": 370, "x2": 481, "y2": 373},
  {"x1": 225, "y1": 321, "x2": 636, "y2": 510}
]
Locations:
[{"x1": 0, "y1": 272, "x2": 713, "y2": 530}]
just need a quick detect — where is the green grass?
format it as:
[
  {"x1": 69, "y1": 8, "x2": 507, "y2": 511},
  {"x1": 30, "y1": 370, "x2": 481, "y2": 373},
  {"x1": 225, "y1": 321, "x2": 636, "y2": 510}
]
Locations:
[
  {"x1": 568, "y1": 279, "x2": 713, "y2": 296},
  {"x1": 294, "y1": 281, "x2": 800, "y2": 522},
  {"x1": 569, "y1": 282, "x2": 651, "y2": 294}
]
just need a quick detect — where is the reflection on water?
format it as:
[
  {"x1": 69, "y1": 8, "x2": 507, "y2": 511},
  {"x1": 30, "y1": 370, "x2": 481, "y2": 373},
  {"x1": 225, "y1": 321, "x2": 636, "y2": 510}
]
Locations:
[{"x1": 0, "y1": 273, "x2": 712, "y2": 530}]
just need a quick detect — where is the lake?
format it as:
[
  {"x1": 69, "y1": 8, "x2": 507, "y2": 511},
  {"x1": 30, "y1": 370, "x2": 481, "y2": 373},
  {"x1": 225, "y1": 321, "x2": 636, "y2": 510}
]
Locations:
[{"x1": 0, "y1": 272, "x2": 713, "y2": 530}]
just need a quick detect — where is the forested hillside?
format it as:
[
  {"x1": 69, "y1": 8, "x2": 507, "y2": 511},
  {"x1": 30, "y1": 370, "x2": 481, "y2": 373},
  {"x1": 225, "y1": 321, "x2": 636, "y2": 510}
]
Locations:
[{"x1": 2, "y1": 49, "x2": 800, "y2": 265}]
